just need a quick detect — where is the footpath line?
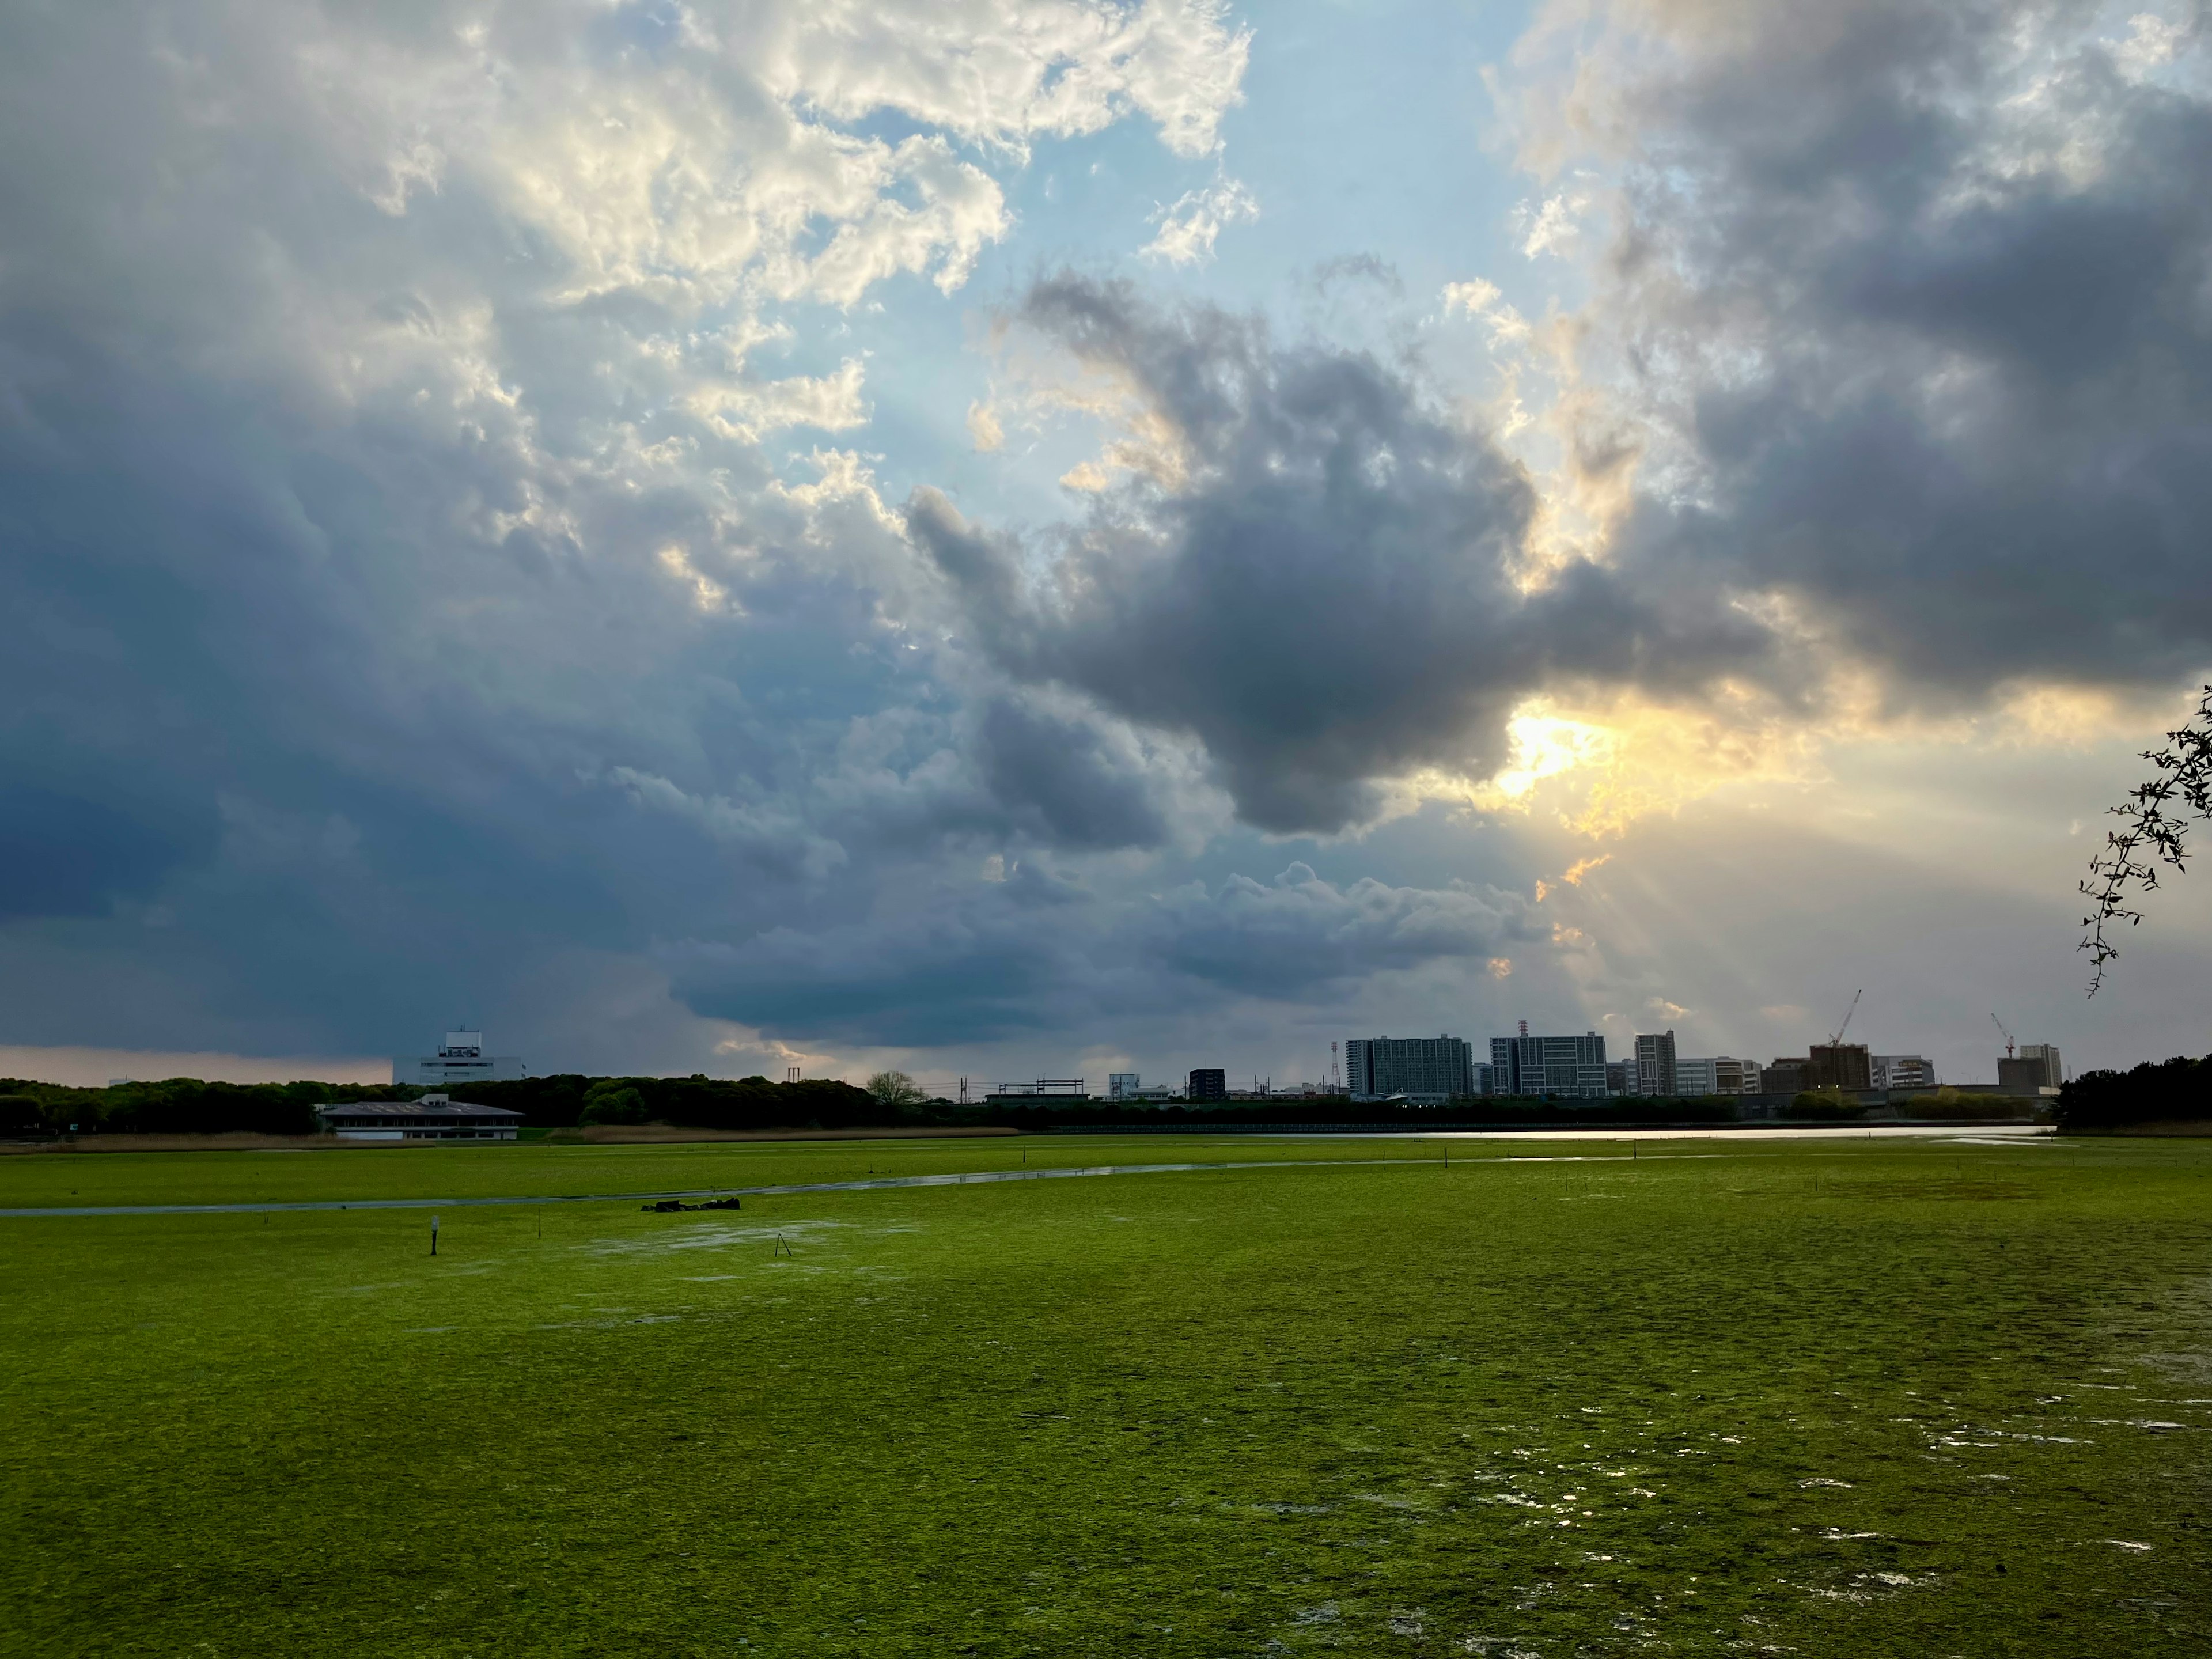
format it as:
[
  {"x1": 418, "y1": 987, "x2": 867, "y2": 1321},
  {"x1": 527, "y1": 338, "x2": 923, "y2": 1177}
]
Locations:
[{"x1": 0, "y1": 1152, "x2": 1719, "y2": 1218}]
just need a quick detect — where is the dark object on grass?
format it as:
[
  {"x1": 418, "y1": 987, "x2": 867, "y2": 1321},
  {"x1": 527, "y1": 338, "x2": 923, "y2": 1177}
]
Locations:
[{"x1": 641, "y1": 1196, "x2": 744, "y2": 1213}]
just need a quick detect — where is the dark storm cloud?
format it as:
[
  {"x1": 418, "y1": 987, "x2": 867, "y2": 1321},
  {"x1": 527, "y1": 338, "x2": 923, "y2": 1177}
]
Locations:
[
  {"x1": 0, "y1": 2, "x2": 1252, "y2": 1060},
  {"x1": 663, "y1": 859, "x2": 1533, "y2": 1044},
  {"x1": 1588, "y1": 0, "x2": 2212, "y2": 698},
  {"x1": 910, "y1": 274, "x2": 1766, "y2": 834},
  {"x1": 0, "y1": 787, "x2": 209, "y2": 921},
  {"x1": 975, "y1": 697, "x2": 1173, "y2": 850}
]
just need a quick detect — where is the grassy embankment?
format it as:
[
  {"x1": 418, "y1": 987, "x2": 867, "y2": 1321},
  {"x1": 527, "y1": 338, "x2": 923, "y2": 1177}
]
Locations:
[{"x1": 2, "y1": 1134, "x2": 2207, "y2": 1656}]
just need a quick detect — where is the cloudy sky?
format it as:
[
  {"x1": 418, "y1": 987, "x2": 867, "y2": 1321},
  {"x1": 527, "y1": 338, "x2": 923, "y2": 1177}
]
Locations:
[{"x1": 5, "y1": 0, "x2": 2210, "y2": 1090}]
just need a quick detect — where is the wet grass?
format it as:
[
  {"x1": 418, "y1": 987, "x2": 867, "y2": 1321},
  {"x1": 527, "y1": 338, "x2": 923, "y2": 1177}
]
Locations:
[
  {"x1": 2, "y1": 1134, "x2": 2207, "y2": 1656},
  {"x1": 0, "y1": 1132, "x2": 1438, "y2": 1210}
]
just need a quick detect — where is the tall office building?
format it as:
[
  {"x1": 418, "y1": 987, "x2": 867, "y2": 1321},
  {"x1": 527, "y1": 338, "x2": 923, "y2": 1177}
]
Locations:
[
  {"x1": 1344, "y1": 1036, "x2": 1475, "y2": 1101},
  {"x1": 1489, "y1": 1031, "x2": 1609, "y2": 1099},
  {"x1": 1634, "y1": 1030, "x2": 1679, "y2": 1096}
]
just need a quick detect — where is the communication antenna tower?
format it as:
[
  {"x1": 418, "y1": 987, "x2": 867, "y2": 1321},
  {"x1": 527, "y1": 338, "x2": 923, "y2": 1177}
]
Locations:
[
  {"x1": 1518, "y1": 1018, "x2": 1529, "y2": 1037},
  {"x1": 1328, "y1": 1041, "x2": 1342, "y2": 1094},
  {"x1": 957, "y1": 1076, "x2": 971, "y2": 1105}
]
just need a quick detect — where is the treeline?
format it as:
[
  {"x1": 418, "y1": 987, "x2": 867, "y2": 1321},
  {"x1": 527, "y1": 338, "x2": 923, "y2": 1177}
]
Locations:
[
  {"x1": 0, "y1": 1078, "x2": 399, "y2": 1138},
  {"x1": 1, "y1": 1072, "x2": 2051, "y2": 1141},
  {"x1": 0, "y1": 1073, "x2": 883, "y2": 1137},
  {"x1": 465, "y1": 1074, "x2": 877, "y2": 1131},
  {"x1": 2056, "y1": 1053, "x2": 2212, "y2": 1131}
]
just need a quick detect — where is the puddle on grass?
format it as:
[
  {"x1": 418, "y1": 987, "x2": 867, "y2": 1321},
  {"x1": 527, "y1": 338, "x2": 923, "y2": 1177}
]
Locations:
[
  {"x1": 577, "y1": 1219, "x2": 850, "y2": 1257},
  {"x1": 1812, "y1": 1570, "x2": 1930, "y2": 1603}
]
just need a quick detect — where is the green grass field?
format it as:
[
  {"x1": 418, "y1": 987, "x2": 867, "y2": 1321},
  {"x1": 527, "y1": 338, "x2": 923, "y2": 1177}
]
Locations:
[{"x1": 3, "y1": 1132, "x2": 2207, "y2": 1656}]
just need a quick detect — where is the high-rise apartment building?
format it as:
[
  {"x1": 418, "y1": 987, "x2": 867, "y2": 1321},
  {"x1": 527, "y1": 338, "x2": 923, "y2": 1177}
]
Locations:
[
  {"x1": 1635, "y1": 1030, "x2": 1679, "y2": 1096},
  {"x1": 1344, "y1": 1036, "x2": 1475, "y2": 1101},
  {"x1": 1490, "y1": 1031, "x2": 1609, "y2": 1099},
  {"x1": 1187, "y1": 1068, "x2": 1227, "y2": 1101},
  {"x1": 1999, "y1": 1044, "x2": 2063, "y2": 1096},
  {"x1": 1806, "y1": 1043, "x2": 1872, "y2": 1090}
]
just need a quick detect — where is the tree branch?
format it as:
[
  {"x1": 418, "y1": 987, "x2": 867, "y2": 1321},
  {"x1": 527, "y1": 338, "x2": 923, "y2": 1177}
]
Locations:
[{"x1": 2082, "y1": 684, "x2": 2212, "y2": 994}]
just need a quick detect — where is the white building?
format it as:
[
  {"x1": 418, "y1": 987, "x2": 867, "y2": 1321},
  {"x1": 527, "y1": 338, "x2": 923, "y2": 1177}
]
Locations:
[
  {"x1": 1673, "y1": 1057, "x2": 1717, "y2": 1096},
  {"x1": 395, "y1": 1030, "x2": 526, "y2": 1089},
  {"x1": 1871, "y1": 1055, "x2": 1936, "y2": 1091},
  {"x1": 1635, "y1": 1031, "x2": 1679, "y2": 1096},
  {"x1": 1108, "y1": 1073, "x2": 1175, "y2": 1101},
  {"x1": 1664, "y1": 1056, "x2": 1758, "y2": 1094},
  {"x1": 317, "y1": 1096, "x2": 522, "y2": 1141},
  {"x1": 1490, "y1": 1032, "x2": 1608, "y2": 1099}
]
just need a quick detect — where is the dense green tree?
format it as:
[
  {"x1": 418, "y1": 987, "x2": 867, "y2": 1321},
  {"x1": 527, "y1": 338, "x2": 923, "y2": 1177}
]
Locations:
[
  {"x1": 1788, "y1": 1090, "x2": 1865, "y2": 1122},
  {"x1": 2056, "y1": 1053, "x2": 2212, "y2": 1131},
  {"x1": 865, "y1": 1070, "x2": 927, "y2": 1108},
  {"x1": 0, "y1": 1093, "x2": 45, "y2": 1133},
  {"x1": 577, "y1": 1085, "x2": 649, "y2": 1126}
]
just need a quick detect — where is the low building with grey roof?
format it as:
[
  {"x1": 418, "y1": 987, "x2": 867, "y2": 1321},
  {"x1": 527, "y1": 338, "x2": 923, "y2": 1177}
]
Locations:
[{"x1": 316, "y1": 1095, "x2": 522, "y2": 1142}]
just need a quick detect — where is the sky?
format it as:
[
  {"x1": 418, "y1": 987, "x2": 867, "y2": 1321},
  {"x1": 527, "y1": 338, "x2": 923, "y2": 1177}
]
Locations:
[{"x1": 4, "y1": 0, "x2": 2211, "y2": 1092}]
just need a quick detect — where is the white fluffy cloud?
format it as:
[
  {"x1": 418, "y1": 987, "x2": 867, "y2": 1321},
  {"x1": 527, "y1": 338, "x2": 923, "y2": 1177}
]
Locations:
[{"x1": 1142, "y1": 175, "x2": 1259, "y2": 264}]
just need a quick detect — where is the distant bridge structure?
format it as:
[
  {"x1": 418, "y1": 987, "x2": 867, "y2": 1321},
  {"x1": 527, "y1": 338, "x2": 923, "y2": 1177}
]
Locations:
[{"x1": 980, "y1": 1078, "x2": 1088, "y2": 1103}]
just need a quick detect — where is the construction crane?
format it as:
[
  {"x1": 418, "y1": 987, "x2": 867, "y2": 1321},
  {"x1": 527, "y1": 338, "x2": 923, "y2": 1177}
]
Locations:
[
  {"x1": 1828, "y1": 988, "x2": 1862, "y2": 1047},
  {"x1": 1991, "y1": 1013, "x2": 2015, "y2": 1059}
]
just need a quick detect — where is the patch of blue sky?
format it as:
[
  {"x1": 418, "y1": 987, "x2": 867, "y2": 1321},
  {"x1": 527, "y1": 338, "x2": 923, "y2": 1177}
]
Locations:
[{"x1": 808, "y1": 1, "x2": 1550, "y2": 533}]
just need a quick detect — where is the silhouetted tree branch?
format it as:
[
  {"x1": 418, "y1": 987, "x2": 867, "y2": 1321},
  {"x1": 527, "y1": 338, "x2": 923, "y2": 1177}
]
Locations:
[{"x1": 2082, "y1": 684, "x2": 2212, "y2": 995}]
